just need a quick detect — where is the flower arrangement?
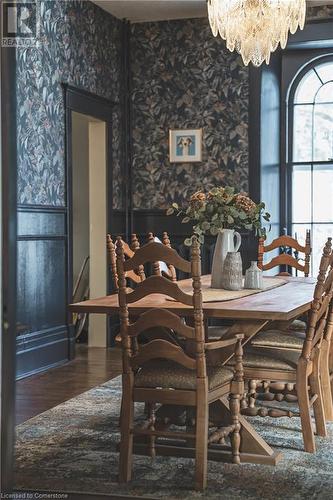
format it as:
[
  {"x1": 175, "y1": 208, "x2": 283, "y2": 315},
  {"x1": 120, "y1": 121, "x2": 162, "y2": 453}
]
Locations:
[{"x1": 167, "y1": 186, "x2": 270, "y2": 245}]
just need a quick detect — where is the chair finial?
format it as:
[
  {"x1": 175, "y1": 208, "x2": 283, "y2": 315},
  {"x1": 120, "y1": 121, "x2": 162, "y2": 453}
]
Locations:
[
  {"x1": 162, "y1": 232, "x2": 171, "y2": 247},
  {"x1": 148, "y1": 232, "x2": 155, "y2": 244},
  {"x1": 131, "y1": 233, "x2": 140, "y2": 251}
]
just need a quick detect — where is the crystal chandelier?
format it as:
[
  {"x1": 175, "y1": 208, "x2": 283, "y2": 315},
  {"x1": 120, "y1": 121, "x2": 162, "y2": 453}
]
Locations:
[{"x1": 207, "y1": 0, "x2": 306, "y2": 67}]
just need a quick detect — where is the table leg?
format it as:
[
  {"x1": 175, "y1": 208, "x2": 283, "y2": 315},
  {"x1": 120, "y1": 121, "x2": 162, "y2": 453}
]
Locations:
[{"x1": 209, "y1": 398, "x2": 282, "y2": 465}]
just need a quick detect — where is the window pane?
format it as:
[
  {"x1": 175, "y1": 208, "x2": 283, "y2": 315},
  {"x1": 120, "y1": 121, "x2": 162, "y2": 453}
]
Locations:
[
  {"x1": 313, "y1": 103, "x2": 333, "y2": 161},
  {"x1": 292, "y1": 224, "x2": 333, "y2": 277},
  {"x1": 313, "y1": 224, "x2": 333, "y2": 276},
  {"x1": 313, "y1": 164, "x2": 333, "y2": 222},
  {"x1": 316, "y1": 62, "x2": 333, "y2": 84},
  {"x1": 315, "y1": 82, "x2": 333, "y2": 103},
  {"x1": 291, "y1": 224, "x2": 311, "y2": 276},
  {"x1": 291, "y1": 224, "x2": 310, "y2": 246},
  {"x1": 292, "y1": 165, "x2": 311, "y2": 222},
  {"x1": 294, "y1": 69, "x2": 322, "y2": 104},
  {"x1": 293, "y1": 105, "x2": 313, "y2": 162}
]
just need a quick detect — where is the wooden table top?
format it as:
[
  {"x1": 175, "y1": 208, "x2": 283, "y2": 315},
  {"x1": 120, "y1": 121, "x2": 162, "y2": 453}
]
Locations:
[{"x1": 69, "y1": 275, "x2": 316, "y2": 321}]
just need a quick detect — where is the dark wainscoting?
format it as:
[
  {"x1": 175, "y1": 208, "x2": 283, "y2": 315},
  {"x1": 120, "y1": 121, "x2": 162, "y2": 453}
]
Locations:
[
  {"x1": 16, "y1": 205, "x2": 70, "y2": 379},
  {"x1": 109, "y1": 209, "x2": 127, "y2": 244}
]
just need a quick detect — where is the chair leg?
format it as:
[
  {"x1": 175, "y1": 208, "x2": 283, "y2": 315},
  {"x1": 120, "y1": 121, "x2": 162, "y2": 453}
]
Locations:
[
  {"x1": 229, "y1": 393, "x2": 241, "y2": 464},
  {"x1": 148, "y1": 402, "x2": 156, "y2": 458},
  {"x1": 309, "y1": 348, "x2": 327, "y2": 436},
  {"x1": 297, "y1": 365, "x2": 316, "y2": 453},
  {"x1": 195, "y1": 380, "x2": 208, "y2": 491},
  {"x1": 320, "y1": 339, "x2": 333, "y2": 421},
  {"x1": 247, "y1": 379, "x2": 258, "y2": 409},
  {"x1": 240, "y1": 391, "x2": 248, "y2": 410},
  {"x1": 329, "y1": 333, "x2": 333, "y2": 408},
  {"x1": 119, "y1": 374, "x2": 134, "y2": 483},
  {"x1": 309, "y1": 375, "x2": 327, "y2": 437}
]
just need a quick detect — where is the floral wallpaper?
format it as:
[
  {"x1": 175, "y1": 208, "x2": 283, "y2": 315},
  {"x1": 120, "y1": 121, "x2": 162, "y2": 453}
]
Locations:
[
  {"x1": 130, "y1": 7, "x2": 333, "y2": 210},
  {"x1": 16, "y1": 2, "x2": 333, "y2": 210},
  {"x1": 307, "y1": 5, "x2": 333, "y2": 20},
  {"x1": 16, "y1": 0, "x2": 123, "y2": 208},
  {"x1": 130, "y1": 19, "x2": 249, "y2": 210}
]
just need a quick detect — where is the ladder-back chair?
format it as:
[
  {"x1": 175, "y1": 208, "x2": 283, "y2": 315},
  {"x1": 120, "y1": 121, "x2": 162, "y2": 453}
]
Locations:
[
  {"x1": 108, "y1": 234, "x2": 176, "y2": 346},
  {"x1": 116, "y1": 238, "x2": 244, "y2": 490},
  {"x1": 160, "y1": 231, "x2": 228, "y2": 340},
  {"x1": 146, "y1": 231, "x2": 177, "y2": 281},
  {"x1": 258, "y1": 230, "x2": 311, "y2": 277},
  {"x1": 231, "y1": 237, "x2": 333, "y2": 453},
  {"x1": 107, "y1": 234, "x2": 145, "y2": 289}
]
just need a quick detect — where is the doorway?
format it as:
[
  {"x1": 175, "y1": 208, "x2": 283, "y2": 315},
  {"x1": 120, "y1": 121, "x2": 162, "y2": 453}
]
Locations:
[
  {"x1": 64, "y1": 85, "x2": 114, "y2": 353},
  {"x1": 71, "y1": 111, "x2": 107, "y2": 347}
]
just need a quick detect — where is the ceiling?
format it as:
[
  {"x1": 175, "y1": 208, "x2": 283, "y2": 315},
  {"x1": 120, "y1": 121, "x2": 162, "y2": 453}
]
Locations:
[
  {"x1": 92, "y1": 0, "x2": 333, "y2": 23},
  {"x1": 93, "y1": 1, "x2": 206, "y2": 23}
]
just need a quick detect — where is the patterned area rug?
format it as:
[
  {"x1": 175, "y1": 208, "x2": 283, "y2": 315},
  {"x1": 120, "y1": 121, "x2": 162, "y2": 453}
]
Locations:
[{"x1": 15, "y1": 376, "x2": 333, "y2": 499}]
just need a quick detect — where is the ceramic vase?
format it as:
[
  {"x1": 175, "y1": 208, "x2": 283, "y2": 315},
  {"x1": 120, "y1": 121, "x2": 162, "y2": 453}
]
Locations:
[
  {"x1": 244, "y1": 261, "x2": 263, "y2": 289},
  {"x1": 221, "y1": 252, "x2": 243, "y2": 291},
  {"x1": 211, "y1": 229, "x2": 242, "y2": 288}
]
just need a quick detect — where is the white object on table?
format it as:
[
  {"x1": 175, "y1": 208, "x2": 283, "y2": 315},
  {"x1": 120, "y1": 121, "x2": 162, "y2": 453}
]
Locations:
[{"x1": 154, "y1": 236, "x2": 169, "y2": 274}]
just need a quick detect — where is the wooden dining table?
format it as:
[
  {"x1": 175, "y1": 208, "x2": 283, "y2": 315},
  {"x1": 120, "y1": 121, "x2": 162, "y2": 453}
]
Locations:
[{"x1": 69, "y1": 274, "x2": 317, "y2": 467}]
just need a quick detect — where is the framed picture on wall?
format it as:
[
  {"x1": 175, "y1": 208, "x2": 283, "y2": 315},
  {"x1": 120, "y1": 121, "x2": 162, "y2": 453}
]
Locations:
[{"x1": 169, "y1": 128, "x2": 202, "y2": 163}]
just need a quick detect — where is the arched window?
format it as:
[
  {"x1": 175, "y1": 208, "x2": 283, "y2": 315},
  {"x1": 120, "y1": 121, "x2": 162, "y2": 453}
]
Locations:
[{"x1": 289, "y1": 57, "x2": 333, "y2": 275}]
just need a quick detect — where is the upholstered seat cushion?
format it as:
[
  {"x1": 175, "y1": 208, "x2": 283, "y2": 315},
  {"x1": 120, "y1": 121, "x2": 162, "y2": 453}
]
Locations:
[
  {"x1": 288, "y1": 319, "x2": 307, "y2": 331},
  {"x1": 228, "y1": 347, "x2": 300, "y2": 372},
  {"x1": 134, "y1": 360, "x2": 234, "y2": 390},
  {"x1": 251, "y1": 329, "x2": 304, "y2": 349}
]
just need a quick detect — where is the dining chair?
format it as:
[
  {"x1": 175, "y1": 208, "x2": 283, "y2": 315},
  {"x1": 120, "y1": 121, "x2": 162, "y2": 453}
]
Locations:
[
  {"x1": 257, "y1": 231, "x2": 311, "y2": 336},
  {"x1": 229, "y1": 237, "x2": 333, "y2": 453},
  {"x1": 252, "y1": 239, "x2": 333, "y2": 422},
  {"x1": 107, "y1": 234, "x2": 145, "y2": 289},
  {"x1": 116, "y1": 237, "x2": 244, "y2": 490},
  {"x1": 258, "y1": 230, "x2": 311, "y2": 277},
  {"x1": 329, "y1": 252, "x2": 333, "y2": 402},
  {"x1": 325, "y1": 253, "x2": 333, "y2": 414},
  {"x1": 160, "y1": 231, "x2": 229, "y2": 340},
  {"x1": 108, "y1": 234, "x2": 177, "y2": 346},
  {"x1": 146, "y1": 231, "x2": 178, "y2": 281}
]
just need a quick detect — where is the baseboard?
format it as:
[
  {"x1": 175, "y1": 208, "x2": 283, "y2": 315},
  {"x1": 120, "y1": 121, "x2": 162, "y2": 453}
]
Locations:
[
  {"x1": 16, "y1": 325, "x2": 70, "y2": 379},
  {"x1": 68, "y1": 323, "x2": 76, "y2": 359},
  {"x1": 16, "y1": 359, "x2": 68, "y2": 381}
]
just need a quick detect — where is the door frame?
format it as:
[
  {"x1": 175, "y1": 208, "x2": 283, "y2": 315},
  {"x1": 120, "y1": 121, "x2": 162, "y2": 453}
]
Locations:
[
  {"x1": 0, "y1": 24, "x2": 17, "y2": 492},
  {"x1": 63, "y1": 84, "x2": 114, "y2": 354}
]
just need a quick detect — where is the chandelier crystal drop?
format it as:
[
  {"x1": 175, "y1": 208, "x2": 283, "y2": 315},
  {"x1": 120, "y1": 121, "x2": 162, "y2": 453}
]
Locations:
[{"x1": 207, "y1": 0, "x2": 306, "y2": 67}]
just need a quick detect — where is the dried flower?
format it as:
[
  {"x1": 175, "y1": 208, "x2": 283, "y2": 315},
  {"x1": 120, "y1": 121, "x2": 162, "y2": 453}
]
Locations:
[
  {"x1": 234, "y1": 194, "x2": 256, "y2": 213},
  {"x1": 190, "y1": 191, "x2": 206, "y2": 207},
  {"x1": 207, "y1": 187, "x2": 227, "y2": 200},
  {"x1": 167, "y1": 185, "x2": 271, "y2": 245}
]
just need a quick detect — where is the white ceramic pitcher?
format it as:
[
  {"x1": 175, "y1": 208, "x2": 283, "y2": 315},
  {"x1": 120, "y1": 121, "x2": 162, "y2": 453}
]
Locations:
[{"x1": 211, "y1": 229, "x2": 242, "y2": 288}]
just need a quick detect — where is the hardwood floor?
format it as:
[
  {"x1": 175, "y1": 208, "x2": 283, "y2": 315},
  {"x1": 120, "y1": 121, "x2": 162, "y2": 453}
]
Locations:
[{"x1": 15, "y1": 345, "x2": 122, "y2": 425}]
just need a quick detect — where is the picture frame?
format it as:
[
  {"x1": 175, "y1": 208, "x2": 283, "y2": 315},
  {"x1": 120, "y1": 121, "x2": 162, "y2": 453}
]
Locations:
[{"x1": 169, "y1": 128, "x2": 202, "y2": 163}]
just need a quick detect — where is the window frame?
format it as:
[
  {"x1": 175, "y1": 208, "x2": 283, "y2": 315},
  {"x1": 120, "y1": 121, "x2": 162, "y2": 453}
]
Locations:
[{"x1": 286, "y1": 54, "x2": 333, "y2": 273}]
